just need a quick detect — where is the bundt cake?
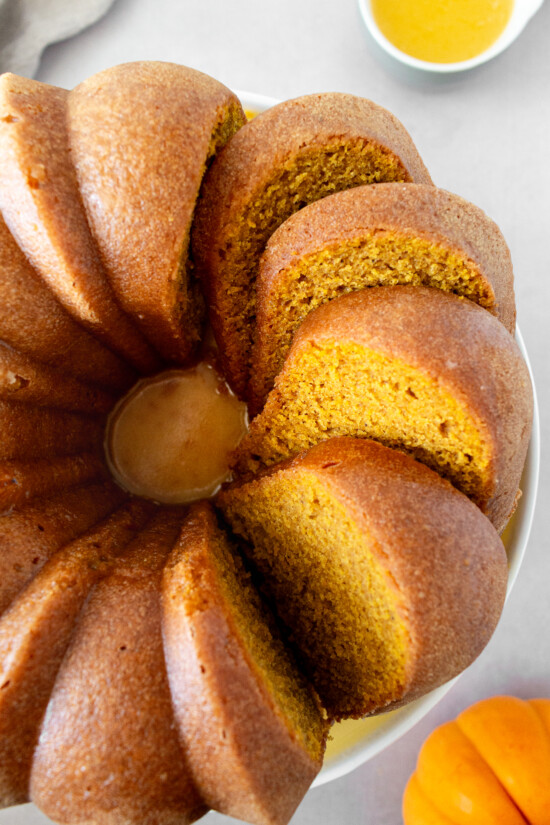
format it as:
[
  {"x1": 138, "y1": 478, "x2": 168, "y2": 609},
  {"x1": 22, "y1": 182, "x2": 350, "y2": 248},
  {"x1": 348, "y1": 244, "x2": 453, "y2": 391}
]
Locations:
[
  {"x1": 218, "y1": 437, "x2": 508, "y2": 720},
  {"x1": 250, "y1": 182, "x2": 516, "y2": 412},
  {"x1": 0, "y1": 58, "x2": 534, "y2": 825},
  {"x1": 235, "y1": 285, "x2": 533, "y2": 531},
  {"x1": 162, "y1": 502, "x2": 328, "y2": 825},
  {"x1": 192, "y1": 92, "x2": 433, "y2": 398}
]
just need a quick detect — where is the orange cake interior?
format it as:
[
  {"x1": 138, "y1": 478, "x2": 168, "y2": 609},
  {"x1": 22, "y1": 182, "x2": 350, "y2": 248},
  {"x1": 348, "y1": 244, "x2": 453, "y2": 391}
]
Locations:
[
  {"x1": 193, "y1": 91, "x2": 433, "y2": 398},
  {"x1": 219, "y1": 468, "x2": 410, "y2": 720},
  {"x1": 206, "y1": 145, "x2": 413, "y2": 395},
  {"x1": 175, "y1": 506, "x2": 328, "y2": 760},
  {"x1": 237, "y1": 338, "x2": 491, "y2": 508},
  {"x1": 252, "y1": 234, "x2": 497, "y2": 411},
  {"x1": 164, "y1": 100, "x2": 246, "y2": 356}
]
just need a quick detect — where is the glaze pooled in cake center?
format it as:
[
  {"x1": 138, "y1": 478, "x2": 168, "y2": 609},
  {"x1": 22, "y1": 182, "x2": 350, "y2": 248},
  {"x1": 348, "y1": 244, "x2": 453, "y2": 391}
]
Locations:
[{"x1": 105, "y1": 364, "x2": 248, "y2": 504}]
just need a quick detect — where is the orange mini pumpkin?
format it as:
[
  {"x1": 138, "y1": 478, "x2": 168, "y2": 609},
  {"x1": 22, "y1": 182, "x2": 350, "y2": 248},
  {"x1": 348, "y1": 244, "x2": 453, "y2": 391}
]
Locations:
[{"x1": 403, "y1": 696, "x2": 550, "y2": 825}]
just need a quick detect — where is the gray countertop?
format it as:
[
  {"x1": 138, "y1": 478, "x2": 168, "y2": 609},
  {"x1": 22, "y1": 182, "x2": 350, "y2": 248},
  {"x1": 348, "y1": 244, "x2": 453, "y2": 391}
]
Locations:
[{"x1": 2, "y1": 0, "x2": 550, "y2": 823}]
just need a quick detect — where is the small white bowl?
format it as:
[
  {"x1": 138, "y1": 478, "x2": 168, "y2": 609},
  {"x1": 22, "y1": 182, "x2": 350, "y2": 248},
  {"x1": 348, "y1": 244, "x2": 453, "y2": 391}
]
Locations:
[{"x1": 357, "y1": 0, "x2": 545, "y2": 73}]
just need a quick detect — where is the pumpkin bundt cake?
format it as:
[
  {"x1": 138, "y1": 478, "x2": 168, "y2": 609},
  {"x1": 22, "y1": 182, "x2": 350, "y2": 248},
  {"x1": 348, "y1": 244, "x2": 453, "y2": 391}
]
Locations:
[
  {"x1": 219, "y1": 437, "x2": 508, "y2": 720},
  {"x1": 192, "y1": 92, "x2": 433, "y2": 398},
  {"x1": 250, "y1": 182, "x2": 516, "y2": 412},
  {"x1": 0, "y1": 59, "x2": 534, "y2": 825},
  {"x1": 235, "y1": 285, "x2": 533, "y2": 531},
  {"x1": 162, "y1": 502, "x2": 328, "y2": 825}
]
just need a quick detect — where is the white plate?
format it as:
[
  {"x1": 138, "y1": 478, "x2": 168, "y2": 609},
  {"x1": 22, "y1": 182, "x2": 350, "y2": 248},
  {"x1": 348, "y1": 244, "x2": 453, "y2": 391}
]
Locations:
[
  {"x1": 239, "y1": 91, "x2": 540, "y2": 786},
  {"x1": 357, "y1": 0, "x2": 545, "y2": 73}
]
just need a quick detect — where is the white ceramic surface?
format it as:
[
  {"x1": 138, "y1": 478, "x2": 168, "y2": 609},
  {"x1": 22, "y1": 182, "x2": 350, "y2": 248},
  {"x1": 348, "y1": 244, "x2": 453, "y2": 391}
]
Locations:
[
  {"x1": 240, "y1": 89, "x2": 540, "y2": 786},
  {"x1": 357, "y1": 0, "x2": 545, "y2": 73}
]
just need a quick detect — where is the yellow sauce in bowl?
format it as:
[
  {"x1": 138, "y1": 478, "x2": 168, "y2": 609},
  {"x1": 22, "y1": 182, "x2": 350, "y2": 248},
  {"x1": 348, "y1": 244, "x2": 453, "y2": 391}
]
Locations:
[{"x1": 371, "y1": 0, "x2": 514, "y2": 64}]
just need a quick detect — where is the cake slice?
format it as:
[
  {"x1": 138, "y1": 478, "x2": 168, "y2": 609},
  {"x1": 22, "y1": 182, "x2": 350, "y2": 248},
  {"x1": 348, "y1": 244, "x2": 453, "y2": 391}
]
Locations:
[
  {"x1": 68, "y1": 62, "x2": 246, "y2": 363},
  {"x1": 250, "y1": 183, "x2": 516, "y2": 412},
  {"x1": 30, "y1": 508, "x2": 206, "y2": 825},
  {"x1": 235, "y1": 285, "x2": 532, "y2": 531},
  {"x1": 162, "y1": 501, "x2": 328, "y2": 825},
  {"x1": 0, "y1": 499, "x2": 152, "y2": 808},
  {"x1": 218, "y1": 438, "x2": 508, "y2": 721},
  {"x1": 0, "y1": 73, "x2": 160, "y2": 373},
  {"x1": 193, "y1": 92, "x2": 432, "y2": 398}
]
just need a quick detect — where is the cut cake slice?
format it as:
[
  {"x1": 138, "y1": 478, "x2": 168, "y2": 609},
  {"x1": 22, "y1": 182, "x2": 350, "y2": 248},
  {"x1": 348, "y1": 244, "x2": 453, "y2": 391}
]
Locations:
[
  {"x1": 235, "y1": 285, "x2": 533, "y2": 531},
  {"x1": 193, "y1": 92, "x2": 432, "y2": 398},
  {"x1": 219, "y1": 438, "x2": 508, "y2": 721},
  {"x1": 30, "y1": 508, "x2": 206, "y2": 825},
  {"x1": 162, "y1": 501, "x2": 328, "y2": 825},
  {"x1": 250, "y1": 182, "x2": 516, "y2": 412},
  {"x1": 68, "y1": 62, "x2": 246, "y2": 364}
]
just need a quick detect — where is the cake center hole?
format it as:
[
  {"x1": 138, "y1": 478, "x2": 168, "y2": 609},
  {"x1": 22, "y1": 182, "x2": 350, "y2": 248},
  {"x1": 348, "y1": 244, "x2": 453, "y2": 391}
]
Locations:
[{"x1": 105, "y1": 363, "x2": 248, "y2": 504}]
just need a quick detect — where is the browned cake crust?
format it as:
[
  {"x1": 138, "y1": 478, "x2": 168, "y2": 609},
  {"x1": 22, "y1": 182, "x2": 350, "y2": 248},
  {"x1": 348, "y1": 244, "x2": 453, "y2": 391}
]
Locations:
[
  {"x1": 218, "y1": 437, "x2": 509, "y2": 718},
  {"x1": 0, "y1": 481, "x2": 127, "y2": 615},
  {"x1": 162, "y1": 502, "x2": 326, "y2": 825},
  {"x1": 68, "y1": 62, "x2": 246, "y2": 363},
  {"x1": 30, "y1": 509, "x2": 206, "y2": 825},
  {"x1": 0, "y1": 216, "x2": 135, "y2": 392},
  {"x1": 236, "y1": 286, "x2": 532, "y2": 532},
  {"x1": 0, "y1": 400, "x2": 104, "y2": 462},
  {"x1": 193, "y1": 92, "x2": 433, "y2": 398},
  {"x1": 0, "y1": 454, "x2": 108, "y2": 512},
  {"x1": 0, "y1": 74, "x2": 160, "y2": 374},
  {"x1": 0, "y1": 500, "x2": 153, "y2": 809},
  {"x1": 0, "y1": 341, "x2": 115, "y2": 414},
  {"x1": 251, "y1": 183, "x2": 516, "y2": 411}
]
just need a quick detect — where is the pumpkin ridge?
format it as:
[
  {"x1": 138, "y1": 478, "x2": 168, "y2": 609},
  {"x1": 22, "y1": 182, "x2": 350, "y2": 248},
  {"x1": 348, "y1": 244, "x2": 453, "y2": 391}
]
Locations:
[
  {"x1": 455, "y1": 713, "x2": 531, "y2": 825},
  {"x1": 416, "y1": 719, "x2": 529, "y2": 825},
  {"x1": 456, "y1": 696, "x2": 550, "y2": 825},
  {"x1": 402, "y1": 772, "x2": 460, "y2": 825},
  {"x1": 528, "y1": 698, "x2": 550, "y2": 740}
]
